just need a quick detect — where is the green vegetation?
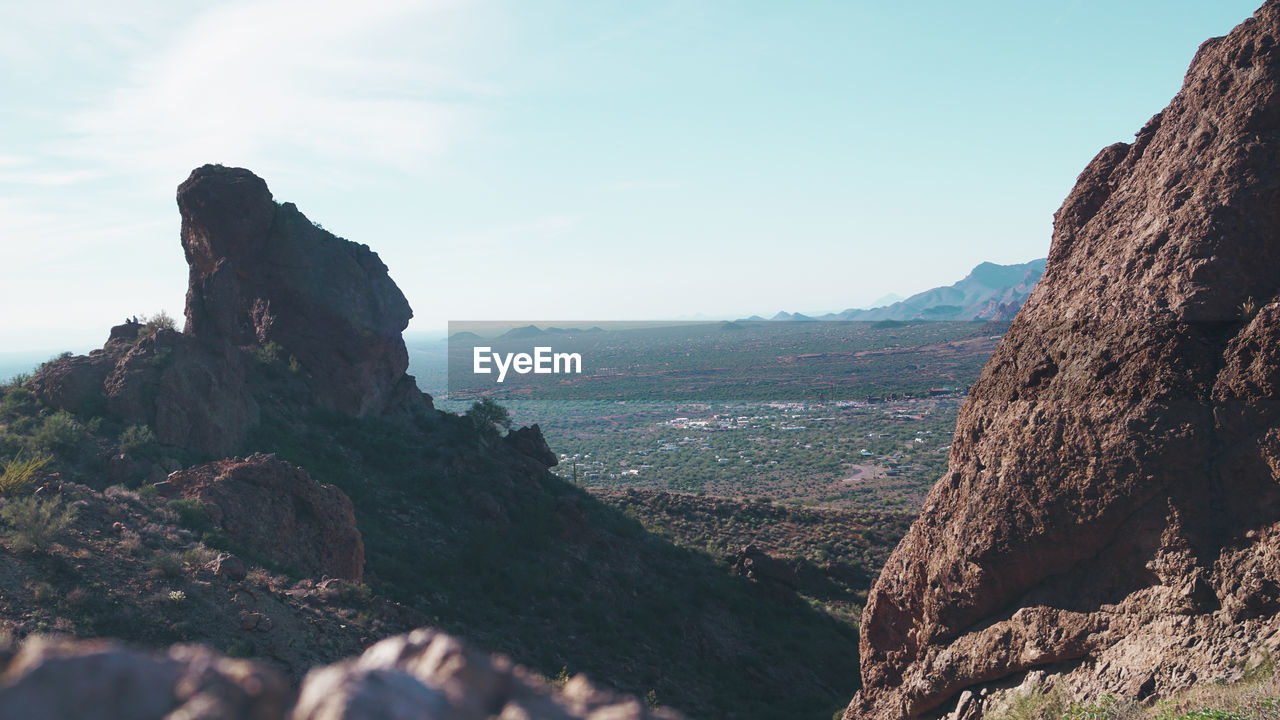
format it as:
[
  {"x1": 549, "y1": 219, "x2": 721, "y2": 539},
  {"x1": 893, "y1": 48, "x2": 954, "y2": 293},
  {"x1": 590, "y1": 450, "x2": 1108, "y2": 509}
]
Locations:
[
  {"x1": 458, "y1": 396, "x2": 958, "y2": 510},
  {"x1": 0, "y1": 495, "x2": 77, "y2": 553},
  {"x1": 466, "y1": 397, "x2": 512, "y2": 436},
  {"x1": 34, "y1": 410, "x2": 85, "y2": 453},
  {"x1": 166, "y1": 498, "x2": 210, "y2": 533},
  {"x1": 140, "y1": 311, "x2": 176, "y2": 338},
  {"x1": 118, "y1": 424, "x2": 157, "y2": 455},
  {"x1": 250, "y1": 340, "x2": 285, "y2": 365},
  {"x1": 0, "y1": 453, "x2": 50, "y2": 495}
]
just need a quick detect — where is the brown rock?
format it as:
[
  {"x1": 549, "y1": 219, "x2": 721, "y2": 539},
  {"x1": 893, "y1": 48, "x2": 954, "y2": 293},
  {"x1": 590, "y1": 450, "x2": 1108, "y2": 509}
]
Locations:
[
  {"x1": 103, "y1": 328, "x2": 258, "y2": 455},
  {"x1": 0, "y1": 635, "x2": 289, "y2": 720},
  {"x1": 177, "y1": 164, "x2": 429, "y2": 419},
  {"x1": 166, "y1": 454, "x2": 364, "y2": 582},
  {"x1": 848, "y1": 3, "x2": 1280, "y2": 718}
]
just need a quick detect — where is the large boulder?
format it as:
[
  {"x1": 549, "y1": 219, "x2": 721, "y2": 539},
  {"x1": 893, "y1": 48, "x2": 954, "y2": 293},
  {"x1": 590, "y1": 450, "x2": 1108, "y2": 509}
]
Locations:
[
  {"x1": 164, "y1": 454, "x2": 365, "y2": 582},
  {"x1": 848, "y1": 3, "x2": 1280, "y2": 718}
]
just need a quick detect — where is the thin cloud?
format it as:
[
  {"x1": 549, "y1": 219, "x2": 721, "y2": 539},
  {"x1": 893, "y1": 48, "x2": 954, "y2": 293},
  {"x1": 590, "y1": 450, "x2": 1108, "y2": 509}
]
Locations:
[{"x1": 59, "y1": 0, "x2": 504, "y2": 180}]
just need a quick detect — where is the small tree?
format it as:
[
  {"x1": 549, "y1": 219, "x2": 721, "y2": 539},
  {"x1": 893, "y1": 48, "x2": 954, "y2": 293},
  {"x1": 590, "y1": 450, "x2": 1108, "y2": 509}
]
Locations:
[{"x1": 467, "y1": 398, "x2": 512, "y2": 436}]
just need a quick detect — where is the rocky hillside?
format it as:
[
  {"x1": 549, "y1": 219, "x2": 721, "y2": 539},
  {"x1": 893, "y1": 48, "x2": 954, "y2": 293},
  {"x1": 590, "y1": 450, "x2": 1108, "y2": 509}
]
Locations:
[
  {"x1": 846, "y1": 3, "x2": 1280, "y2": 719},
  {"x1": 594, "y1": 489, "x2": 914, "y2": 625},
  {"x1": 10, "y1": 165, "x2": 867, "y2": 719}
]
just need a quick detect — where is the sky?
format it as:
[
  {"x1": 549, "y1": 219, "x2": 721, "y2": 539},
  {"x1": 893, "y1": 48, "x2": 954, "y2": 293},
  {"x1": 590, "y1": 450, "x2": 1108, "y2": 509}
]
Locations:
[{"x1": 0, "y1": 0, "x2": 1265, "y2": 354}]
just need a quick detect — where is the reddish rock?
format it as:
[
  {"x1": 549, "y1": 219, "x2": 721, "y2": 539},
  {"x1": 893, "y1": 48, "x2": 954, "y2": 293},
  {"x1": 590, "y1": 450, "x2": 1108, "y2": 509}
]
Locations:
[
  {"x1": 166, "y1": 454, "x2": 364, "y2": 582},
  {"x1": 848, "y1": 4, "x2": 1280, "y2": 719},
  {"x1": 177, "y1": 164, "x2": 428, "y2": 419},
  {"x1": 103, "y1": 328, "x2": 258, "y2": 455}
]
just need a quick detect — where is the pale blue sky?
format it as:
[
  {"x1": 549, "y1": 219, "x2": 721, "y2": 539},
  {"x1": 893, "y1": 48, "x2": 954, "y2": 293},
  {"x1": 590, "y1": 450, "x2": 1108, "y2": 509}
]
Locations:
[{"x1": 0, "y1": 0, "x2": 1263, "y2": 353}]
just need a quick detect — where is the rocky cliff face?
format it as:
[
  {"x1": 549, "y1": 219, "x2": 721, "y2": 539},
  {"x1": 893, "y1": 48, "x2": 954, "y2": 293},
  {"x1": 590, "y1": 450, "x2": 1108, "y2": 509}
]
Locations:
[
  {"x1": 177, "y1": 165, "x2": 422, "y2": 418},
  {"x1": 30, "y1": 165, "x2": 431, "y2": 456},
  {"x1": 847, "y1": 3, "x2": 1280, "y2": 718}
]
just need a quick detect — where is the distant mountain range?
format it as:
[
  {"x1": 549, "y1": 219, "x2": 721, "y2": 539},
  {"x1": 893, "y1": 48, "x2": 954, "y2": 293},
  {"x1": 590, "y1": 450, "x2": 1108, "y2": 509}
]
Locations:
[{"x1": 755, "y1": 258, "x2": 1046, "y2": 323}]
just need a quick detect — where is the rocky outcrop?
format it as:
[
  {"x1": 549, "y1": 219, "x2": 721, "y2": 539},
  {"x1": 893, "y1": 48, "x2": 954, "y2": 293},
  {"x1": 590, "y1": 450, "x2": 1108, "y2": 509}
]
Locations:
[
  {"x1": 177, "y1": 165, "x2": 423, "y2": 418},
  {"x1": 504, "y1": 424, "x2": 559, "y2": 468},
  {"x1": 163, "y1": 454, "x2": 364, "y2": 582},
  {"x1": 0, "y1": 631, "x2": 680, "y2": 720},
  {"x1": 847, "y1": 3, "x2": 1280, "y2": 718},
  {"x1": 29, "y1": 166, "x2": 431, "y2": 456}
]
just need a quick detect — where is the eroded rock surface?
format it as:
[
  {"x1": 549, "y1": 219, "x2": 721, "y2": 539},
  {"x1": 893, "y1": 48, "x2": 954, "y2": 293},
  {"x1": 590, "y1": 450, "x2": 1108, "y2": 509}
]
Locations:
[
  {"x1": 177, "y1": 165, "x2": 423, "y2": 419},
  {"x1": 164, "y1": 454, "x2": 365, "y2": 582},
  {"x1": 847, "y1": 3, "x2": 1280, "y2": 718}
]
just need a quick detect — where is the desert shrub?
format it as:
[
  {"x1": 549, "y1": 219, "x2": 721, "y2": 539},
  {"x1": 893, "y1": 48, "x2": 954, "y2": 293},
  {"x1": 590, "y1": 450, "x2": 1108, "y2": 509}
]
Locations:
[
  {"x1": 34, "y1": 410, "x2": 84, "y2": 452},
  {"x1": 3, "y1": 373, "x2": 30, "y2": 390},
  {"x1": 318, "y1": 579, "x2": 372, "y2": 605},
  {"x1": 1063, "y1": 694, "x2": 1140, "y2": 720},
  {"x1": 139, "y1": 311, "x2": 176, "y2": 338},
  {"x1": 1, "y1": 495, "x2": 78, "y2": 553},
  {"x1": 251, "y1": 341, "x2": 284, "y2": 365},
  {"x1": 0, "y1": 388, "x2": 36, "y2": 418},
  {"x1": 118, "y1": 425, "x2": 157, "y2": 455},
  {"x1": 466, "y1": 398, "x2": 512, "y2": 436},
  {"x1": 985, "y1": 687, "x2": 1068, "y2": 720},
  {"x1": 0, "y1": 453, "x2": 50, "y2": 495},
  {"x1": 150, "y1": 551, "x2": 185, "y2": 578},
  {"x1": 167, "y1": 498, "x2": 210, "y2": 532}
]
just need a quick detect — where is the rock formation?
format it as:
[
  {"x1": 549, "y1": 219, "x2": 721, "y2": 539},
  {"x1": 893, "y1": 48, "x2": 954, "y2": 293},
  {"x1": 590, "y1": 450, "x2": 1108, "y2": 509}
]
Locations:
[
  {"x1": 30, "y1": 165, "x2": 432, "y2": 456},
  {"x1": 504, "y1": 424, "x2": 559, "y2": 468},
  {"x1": 177, "y1": 166, "x2": 422, "y2": 418},
  {"x1": 847, "y1": 2, "x2": 1280, "y2": 718},
  {"x1": 0, "y1": 630, "x2": 681, "y2": 720},
  {"x1": 161, "y1": 454, "x2": 365, "y2": 582}
]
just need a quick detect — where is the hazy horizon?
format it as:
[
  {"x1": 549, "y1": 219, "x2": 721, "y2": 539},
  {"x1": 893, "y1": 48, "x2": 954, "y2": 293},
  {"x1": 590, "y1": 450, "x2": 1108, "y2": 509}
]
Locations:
[{"x1": 0, "y1": 1, "x2": 1263, "y2": 353}]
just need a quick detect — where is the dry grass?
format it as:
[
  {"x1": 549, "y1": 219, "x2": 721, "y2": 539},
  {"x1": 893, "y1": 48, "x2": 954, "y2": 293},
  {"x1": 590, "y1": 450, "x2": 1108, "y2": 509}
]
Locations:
[{"x1": 986, "y1": 660, "x2": 1280, "y2": 720}]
